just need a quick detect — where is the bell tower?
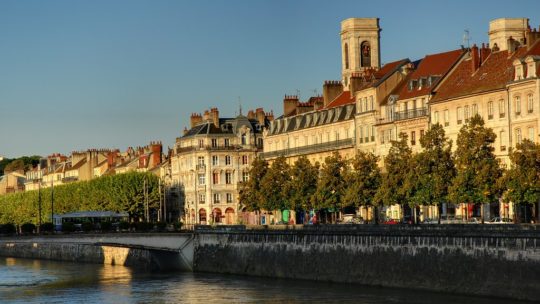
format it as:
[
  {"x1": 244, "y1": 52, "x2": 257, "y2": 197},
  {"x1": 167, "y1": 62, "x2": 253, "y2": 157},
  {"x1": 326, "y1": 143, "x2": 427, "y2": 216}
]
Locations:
[{"x1": 340, "y1": 18, "x2": 381, "y2": 91}]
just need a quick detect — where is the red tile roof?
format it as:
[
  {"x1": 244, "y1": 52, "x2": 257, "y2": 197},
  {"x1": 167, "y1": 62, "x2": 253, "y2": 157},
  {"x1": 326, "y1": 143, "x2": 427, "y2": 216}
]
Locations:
[
  {"x1": 431, "y1": 41, "x2": 540, "y2": 103},
  {"x1": 397, "y1": 49, "x2": 464, "y2": 100},
  {"x1": 325, "y1": 91, "x2": 353, "y2": 109}
]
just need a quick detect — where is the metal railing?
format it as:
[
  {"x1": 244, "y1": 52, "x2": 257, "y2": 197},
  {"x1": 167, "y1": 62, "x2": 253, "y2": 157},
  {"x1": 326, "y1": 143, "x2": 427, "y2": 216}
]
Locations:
[
  {"x1": 261, "y1": 138, "x2": 354, "y2": 159},
  {"x1": 375, "y1": 108, "x2": 428, "y2": 125}
]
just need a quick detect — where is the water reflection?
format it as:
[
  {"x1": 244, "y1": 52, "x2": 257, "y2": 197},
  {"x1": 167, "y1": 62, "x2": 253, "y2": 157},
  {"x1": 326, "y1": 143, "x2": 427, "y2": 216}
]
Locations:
[{"x1": 0, "y1": 258, "x2": 532, "y2": 304}]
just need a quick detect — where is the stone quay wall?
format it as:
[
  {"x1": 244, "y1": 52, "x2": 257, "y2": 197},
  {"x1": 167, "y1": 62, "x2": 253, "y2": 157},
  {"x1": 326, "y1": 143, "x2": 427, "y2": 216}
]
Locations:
[{"x1": 193, "y1": 225, "x2": 540, "y2": 301}]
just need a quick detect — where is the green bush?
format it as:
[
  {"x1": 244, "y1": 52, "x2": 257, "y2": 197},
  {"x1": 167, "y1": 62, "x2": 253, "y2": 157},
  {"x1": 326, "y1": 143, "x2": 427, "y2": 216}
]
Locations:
[
  {"x1": 0, "y1": 223, "x2": 16, "y2": 234},
  {"x1": 100, "y1": 221, "x2": 112, "y2": 232},
  {"x1": 40, "y1": 222, "x2": 54, "y2": 233},
  {"x1": 21, "y1": 223, "x2": 36, "y2": 234},
  {"x1": 62, "y1": 222, "x2": 76, "y2": 233},
  {"x1": 119, "y1": 221, "x2": 130, "y2": 231},
  {"x1": 156, "y1": 221, "x2": 167, "y2": 232},
  {"x1": 81, "y1": 222, "x2": 94, "y2": 232},
  {"x1": 135, "y1": 221, "x2": 153, "y2": 232}
]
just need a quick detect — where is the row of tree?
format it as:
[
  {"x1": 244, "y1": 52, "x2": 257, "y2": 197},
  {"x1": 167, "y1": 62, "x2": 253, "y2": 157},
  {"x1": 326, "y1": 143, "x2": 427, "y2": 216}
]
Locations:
[
  {"x1": 0, "y1": 155, "x2": 41, "y2": 175},
  {"x1": 240, "y1": 115, "x2": 540, "y2": 223},
  {"x1": 0, "y1": 171, "x2": 161, "y2": 225}
]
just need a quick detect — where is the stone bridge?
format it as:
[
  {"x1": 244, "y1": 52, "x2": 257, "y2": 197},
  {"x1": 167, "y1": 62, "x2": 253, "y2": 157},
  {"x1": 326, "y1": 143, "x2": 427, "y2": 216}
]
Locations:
[{"x1": 0, "y1": 233, "x2": 195, "y2": 271}]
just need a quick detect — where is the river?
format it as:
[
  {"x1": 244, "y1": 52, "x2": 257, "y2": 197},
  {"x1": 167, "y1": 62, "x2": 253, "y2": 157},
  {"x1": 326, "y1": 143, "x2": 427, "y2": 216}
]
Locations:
[{"x1": 0, "y1": 257, "x2": 528, "y2": 304}]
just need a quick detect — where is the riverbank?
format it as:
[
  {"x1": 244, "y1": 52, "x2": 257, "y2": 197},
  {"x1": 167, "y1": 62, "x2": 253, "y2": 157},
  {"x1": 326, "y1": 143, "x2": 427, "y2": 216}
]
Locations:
[{"x1": 1, "y1": 225, "x2": 539, "y2": 301}]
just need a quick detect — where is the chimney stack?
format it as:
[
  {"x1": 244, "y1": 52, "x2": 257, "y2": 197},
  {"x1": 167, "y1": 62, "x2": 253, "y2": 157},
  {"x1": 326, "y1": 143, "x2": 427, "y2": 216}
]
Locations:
[
  {"x1": 255, "y1": 108, "x2": 265, "y2": 125},
  {"x1": 190, "y1": 113, "x2": 203, "y2": 128},
  {"x1": 150, "y1": 141, "x2": 163, "y2": 168},
  {"x1": 283, "y1": 95, "x2": 299, "y2": 117},
  {"x1": 480, "y1": 43, "x2": 491, "y2": 64},
  {"x1": 322, "y1": 80, "x2": 343, "y2": 107},
  {"x1": 507, "y1": 36, "x2": 520, "y2": 53},
  {"x1": 210, "y1": 107, "x2": 219, "y2": 127},
  {"x1": 471, "y1": 44, "x2": 480, "y2": 73},
  {"x1": 349, "y1": 73, "x2": 365, "y2": 95}
]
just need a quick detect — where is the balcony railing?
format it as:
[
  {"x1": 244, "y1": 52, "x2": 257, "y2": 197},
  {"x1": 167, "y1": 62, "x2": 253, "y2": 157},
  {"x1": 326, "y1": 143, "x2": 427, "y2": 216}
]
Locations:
[
  {"x1": 176, "y1": 144, "x2": 256, "y2": 154},
  {"x1": 261, "y1": 138, "x2": 354, "y2": 159},
  {"x1": 375, "y1": 107, "x2": 428, "y2": 125}
]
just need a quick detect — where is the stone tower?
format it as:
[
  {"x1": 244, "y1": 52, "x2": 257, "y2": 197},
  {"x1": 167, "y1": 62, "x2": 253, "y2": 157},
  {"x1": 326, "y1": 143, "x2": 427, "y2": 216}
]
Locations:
[
  {"x1": 340, "y1": 18, "x2": 381, "y2": 91},
  {"x1": 488, "y1": 18, "x2": 529, "y2": 51}
]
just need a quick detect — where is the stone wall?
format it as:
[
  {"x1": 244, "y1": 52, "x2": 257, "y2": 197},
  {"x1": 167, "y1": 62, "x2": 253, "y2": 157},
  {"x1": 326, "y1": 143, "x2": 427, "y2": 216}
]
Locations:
[{"x1": 194, "y1": 225, "x2": 540, "y2": 301}]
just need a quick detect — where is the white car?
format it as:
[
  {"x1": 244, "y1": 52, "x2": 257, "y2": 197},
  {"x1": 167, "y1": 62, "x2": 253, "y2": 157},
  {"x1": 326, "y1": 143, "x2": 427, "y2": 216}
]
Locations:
[{"x1": 487, "y1": 217, "x2": 513, "y2": 224}]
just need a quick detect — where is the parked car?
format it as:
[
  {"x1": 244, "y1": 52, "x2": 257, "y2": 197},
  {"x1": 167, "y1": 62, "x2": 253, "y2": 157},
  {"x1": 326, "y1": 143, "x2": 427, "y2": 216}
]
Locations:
[
  {"x1": 340, "y1": 214, "x2": 364, "y2": 224},
  {"x1": 383, "y1": 219, "x2": 399, "y2": 225},
  {"x1": 487, "y1": 217, "x2": 513, "y2": 224},
  {"x1": 422, "y1": 218, "x2": 438, "y2": 224},
  {"x1": 467, "y1": 217, "x2": 482, "y2": 224}
]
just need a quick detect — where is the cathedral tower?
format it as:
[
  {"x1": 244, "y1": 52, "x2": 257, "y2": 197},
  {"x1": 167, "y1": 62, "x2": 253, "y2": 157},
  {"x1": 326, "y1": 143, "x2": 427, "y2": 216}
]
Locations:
[{"x1": 340, "y1": 18, "x2": 381, "y2": 91}]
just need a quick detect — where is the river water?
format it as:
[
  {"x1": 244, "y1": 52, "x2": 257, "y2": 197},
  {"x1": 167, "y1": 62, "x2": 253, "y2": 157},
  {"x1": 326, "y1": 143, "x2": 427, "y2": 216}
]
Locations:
[{"x1": 0, "y1": 257, "x2": 528, "y2": 304}]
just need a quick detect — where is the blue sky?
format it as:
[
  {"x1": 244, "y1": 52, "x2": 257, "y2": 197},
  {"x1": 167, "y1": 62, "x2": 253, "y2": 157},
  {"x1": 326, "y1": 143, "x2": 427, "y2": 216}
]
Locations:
[{"x1": 1, "y1": 0, "x2": 539, "y2": 158}]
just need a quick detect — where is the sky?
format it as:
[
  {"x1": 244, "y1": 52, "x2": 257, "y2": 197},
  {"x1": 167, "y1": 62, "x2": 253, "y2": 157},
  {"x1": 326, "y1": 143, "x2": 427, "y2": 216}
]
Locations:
[{"x1": 1, "y1": 0, "x2": 540, "y2": 158}]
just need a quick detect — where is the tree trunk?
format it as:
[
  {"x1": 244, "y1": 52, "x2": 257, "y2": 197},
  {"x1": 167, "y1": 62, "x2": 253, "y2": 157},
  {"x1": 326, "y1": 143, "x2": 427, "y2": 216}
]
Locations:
[
  {"x1": 374, "y1": 205, "x2": 379, "y2": 225},
  {"x1": 481, "y1": 203, "x2": 485, "y2": 224},
  {"x1": 438, "y1": 204, "x2": 442, "y2": 224}
]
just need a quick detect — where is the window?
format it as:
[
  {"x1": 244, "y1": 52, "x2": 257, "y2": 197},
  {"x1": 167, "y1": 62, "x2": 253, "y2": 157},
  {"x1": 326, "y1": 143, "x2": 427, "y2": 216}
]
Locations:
[
  {"x1": 199, "y1": 193, "x2": 205, "y2": 203},
  {"x1": 225, "y1": 155, "x2": 231, "y2": 165},
  {"x1": 528, "y1": 94, "x2": 534, "y2": 113},
  {"x1": 224, "y1": 138, "x2": 230, "y2": 147},
  {"x1": 516, "y1": 128, "x2": 522, "y2": 145},
  {"x1": 411, "y1": 131, "x2": 416, "y2": 146},
  {"x1": 529, "y1": 127, "x2": 535, "y2": 142},
  {"x1": 212, "y1": 172, "x2": 219, "y2": 184},
  {"x1": 371, "y1": 126, "x2": 375, "y2": 142},
  {"x1": 198, "y1": 174, "x2": 205, "y2": 185},
  {"x1": 197, "y1": 156, "x2": 205, "y2": 169},
  {"x1": 369, "y1": 96, "x2": 374, "y2": 111},
  {"x1": 212, "y1": 155, "x2": 219, "y2": 166},
  {"x1": 488, "y1": 101, "x2": 494, "y2": 119},
  {"x1": 211, "y1": 138, "x2": 217, "y2": 148},
  {"x1": 344, "y1": 43, "x2": 349, "y2": 69},
  {"x1": 213, "y1": 193, "x2": 221, "y2": 204},
  {"x1": 241, "y1": 155, "x2": 249, "y2": 165},
  {"x1": 225, "y1": 172, "x2": 232, "y2": 184},
  {"x1": 242, "y1": 172, "x2": 249, "y2": 182},
  {"x1": 433, "y1": 111, "x2": 439, "y2": 124},
  {"x1": 198, "y1": 139, "x2": 204, "y2": 148},
  {"x1": 359, "y1": 127, "x2": 364, "y2": 143},
  {"x1": 472, "y1": 104, "x2": 478, "y2": 116},
  {"x1": 421, "y1": 98, "x2": 426, "y2": 108},
  {"x1": 226, "y1": 193, "x2": 233, "y2": 203},
  {"x1": 420, "y1": 129, "x2": 424, "y2": 140},
  {"x1": 500, "y1": 131, "x2": 506, "y2": 151},
  {"x1": 364, "y1": 126, "x2": 368, "y2": 143},
  {"x1": 464, "y1": 105, "x2": 470, "y2": 121},
  {"x1": 444, "y1": 110, "x2": 449, "y2": 126},
  {"x1": 499, "y1": 99, "x2": 506, "y2": 118},
  {"x1": 457, "y1": 107, "x2": 463, "y2": 124},
  {"x1": 363, "y1": 98, "x2": 368, "y2": 112},
  {"x1": 515, "y1": 96, "x2": 521, "y2": 115},
  {"x1": 241, "y1": 133, "x2": 247, "y2": 145}
]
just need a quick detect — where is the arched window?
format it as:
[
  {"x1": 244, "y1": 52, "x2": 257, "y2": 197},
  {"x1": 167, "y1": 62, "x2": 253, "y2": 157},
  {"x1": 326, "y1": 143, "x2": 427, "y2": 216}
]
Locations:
[
  {"x1": 344, "y1": 43, "x2": 349, "y2": 69},
  {"x1": 241, "y1": 133, "x2": 247, "y2": 145},
  {"x1": 360, "y1": 41, "x2": 371, "y2": 67}
]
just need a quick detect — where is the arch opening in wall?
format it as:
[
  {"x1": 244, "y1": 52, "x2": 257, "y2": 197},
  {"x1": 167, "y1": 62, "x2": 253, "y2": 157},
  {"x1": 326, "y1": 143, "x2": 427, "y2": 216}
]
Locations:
[
  {"x1": 225, "y1": 207, "x2": 235, "y2": 225},
  {"x1": 360, "y1": 41, "x2": 371, "y2": 67},
  {"x1": 212, "y1": 208, "x2": 223, "y2": 223},
  {"x1": 199, "y1": 208, "x2": 207, "y2": 225},
  {"x1": 344, "y1": 43, "x2": 350, "y2": 69}
]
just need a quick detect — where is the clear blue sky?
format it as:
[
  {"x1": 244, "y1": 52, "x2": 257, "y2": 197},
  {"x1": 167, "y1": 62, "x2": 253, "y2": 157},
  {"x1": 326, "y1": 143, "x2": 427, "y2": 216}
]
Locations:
[{"x1": 1, "y1": 0, "x2": 539, "y2": 158}]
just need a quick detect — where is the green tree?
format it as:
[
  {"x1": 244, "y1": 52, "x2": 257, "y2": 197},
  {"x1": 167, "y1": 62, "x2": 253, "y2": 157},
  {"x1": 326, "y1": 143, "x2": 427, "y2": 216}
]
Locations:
[
  {"x1": 313, "y1": 152, "x2": 346, "y2": 222},
  {"x1": 239, "y1": 157, "x2": 268, "y2": 211},
  {"x1": 407, "y1": 124, "x2": 455, "y2": 223},
  {"x1": 500, "y1": 139, "x2": 540, "y2": 223},
  {"x1": 375, "y1": 132, "x2": 413, "y2": 221},
  {"x1": 449, "y1": 115, "x2": 502, "y2": 222},
  {"x1": 343, "y1": 151, "x2": 381, "y2": 222},
  {"x1": 286, "y1": 156, "x2": 319, "y2": 214},
  {"x1": 260, "y1": 156, "x2": 291, "y2": 212}
]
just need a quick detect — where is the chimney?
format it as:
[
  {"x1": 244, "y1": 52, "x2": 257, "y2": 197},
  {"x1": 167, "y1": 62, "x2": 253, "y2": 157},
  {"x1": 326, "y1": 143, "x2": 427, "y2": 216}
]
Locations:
[
  {"x1": 507, "y1": 36, "x2": 520, "y2": 53},
  {"x1": 210, "y1": 107, "x2": 219, "y2": 127},
  {"x1": 313, "y1": 96, "x2": 324, "y2": 110},
  {"x1": 203, "y1": 110, "x2": 211, "y2": 122},
  {"x1": 150, "y1": 141, "x2": 162, "y2": 168},
  {"x1": 247, "y1": 110, "x2": 256, "y2": 120},
  {"x1": 349, "y1": 73, "x2": 364, "y2": 95},
  {"x1": 322, "y1": 81, "x2": 343, "y2": 107},
  {"x1": 480, "y1": 43, "x2": 491, "y2": 64},
  {"x1": 527, "y1": 26, "x2": 540, "y2": 49},
  {"x1": 190, "y1": 113, "x2": 203, "y2": 128},
  {"x1": 183, "y1": 127, "x2": 188, "y2": 136},
  {"x1": 266, "y1": 110, "x2": 274, "y2": 121},
  {"x1": 471, "y1": 44, "x2": 480, "y2": 73},
  {"x1": 255, "y1": 108, "x2": 265, "y2": 125},
  {"x1": 283, "y1": 95, "x2": 299, "y2": 117}
]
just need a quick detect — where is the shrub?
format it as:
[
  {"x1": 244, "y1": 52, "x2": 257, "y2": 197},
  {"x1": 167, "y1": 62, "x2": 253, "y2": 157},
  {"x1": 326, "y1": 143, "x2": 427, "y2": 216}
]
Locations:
[
  {"x1": 0, "y1": 223, "x2": 16, "y2": 234},
  {"x1": 40, "y1": 222, "x2": 54, "y2": 233},
  {"x1": 21, "y1": 223, "x2": 36, "y2": 234},
  {"x1": 119, "y1": 221, "x2": 130, "y2": 231},
  {"x1": 62, "y1": 222, "x2": 76, "y2": 233},
  {"x1": 81, "y1": 222, "x2": 94, "y2": 232},
  {"x1": 156, "y1": 221, "x2": 167, "y2": 232},
  {"x1": 100, "y1": 221, "x2": 112, "y2": 232}
]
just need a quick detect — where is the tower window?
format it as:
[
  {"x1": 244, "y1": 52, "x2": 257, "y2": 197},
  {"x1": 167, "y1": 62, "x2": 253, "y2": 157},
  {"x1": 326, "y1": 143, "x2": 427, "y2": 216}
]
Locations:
[
  {"x1": 344, "y1": 43, "x2": 349, "y2": 69},
  {"x1": 360, "y1": 41, "x2": 371, "y2": 67}
]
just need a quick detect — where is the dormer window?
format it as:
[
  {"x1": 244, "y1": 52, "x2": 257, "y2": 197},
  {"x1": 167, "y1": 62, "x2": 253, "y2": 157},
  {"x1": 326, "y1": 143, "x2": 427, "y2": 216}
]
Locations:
[
  {"x1": 513, "y1": 59, "x2": 525, "y2": 81},
  {"x1": 525, "y1": 55, "x2": 539, "y2": 78},
  {"x1": 408, "y1": 79, "x2": 418, "y2": 91}
]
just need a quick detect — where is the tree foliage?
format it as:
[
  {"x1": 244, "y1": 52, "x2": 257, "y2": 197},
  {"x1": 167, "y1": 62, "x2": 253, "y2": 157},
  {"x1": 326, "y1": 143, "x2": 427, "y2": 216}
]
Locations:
[
  {"x1": 313, "y1": 152, "x2": 346, "y2": 211},
  {"x1": 449, "y1": 115, "x2": 502, "y2": 206},
  {"x1": 0, "y1": 171, "x2": 160, "y2": 225},
  {"x1": 238, "y1": 157, "x2": 268, "y2": 211},
  {"x1": 1, "y1": 155, "x2": 41, "y2": 174},
  {"x1": 500, "y1": 139, "x2": 540, "y2": 206},
  {"x1": 286, "y1": 156, "x2": 319, "y2": 211},
  {"x1": 343, "y1": 151, "x2": 381, "y2": 208},
  {"x1": 260, "y1": 156, "x2": 291, "y2": 211}
]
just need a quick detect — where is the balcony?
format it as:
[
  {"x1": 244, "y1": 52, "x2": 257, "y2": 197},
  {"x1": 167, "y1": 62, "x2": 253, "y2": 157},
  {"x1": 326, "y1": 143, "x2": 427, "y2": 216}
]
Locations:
[
  {"x1": 62, "y1": 176, "x2": 79, "y2": 183},
  {"x1": 261, "y1": 138, "x2": 355, "y2": 159},
  {"x1": 375, "y1": 107, "x2": 428, "y2": 125},
  {"x1": 176, "y1": 145, "x2": 256, "y2": 154}
]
